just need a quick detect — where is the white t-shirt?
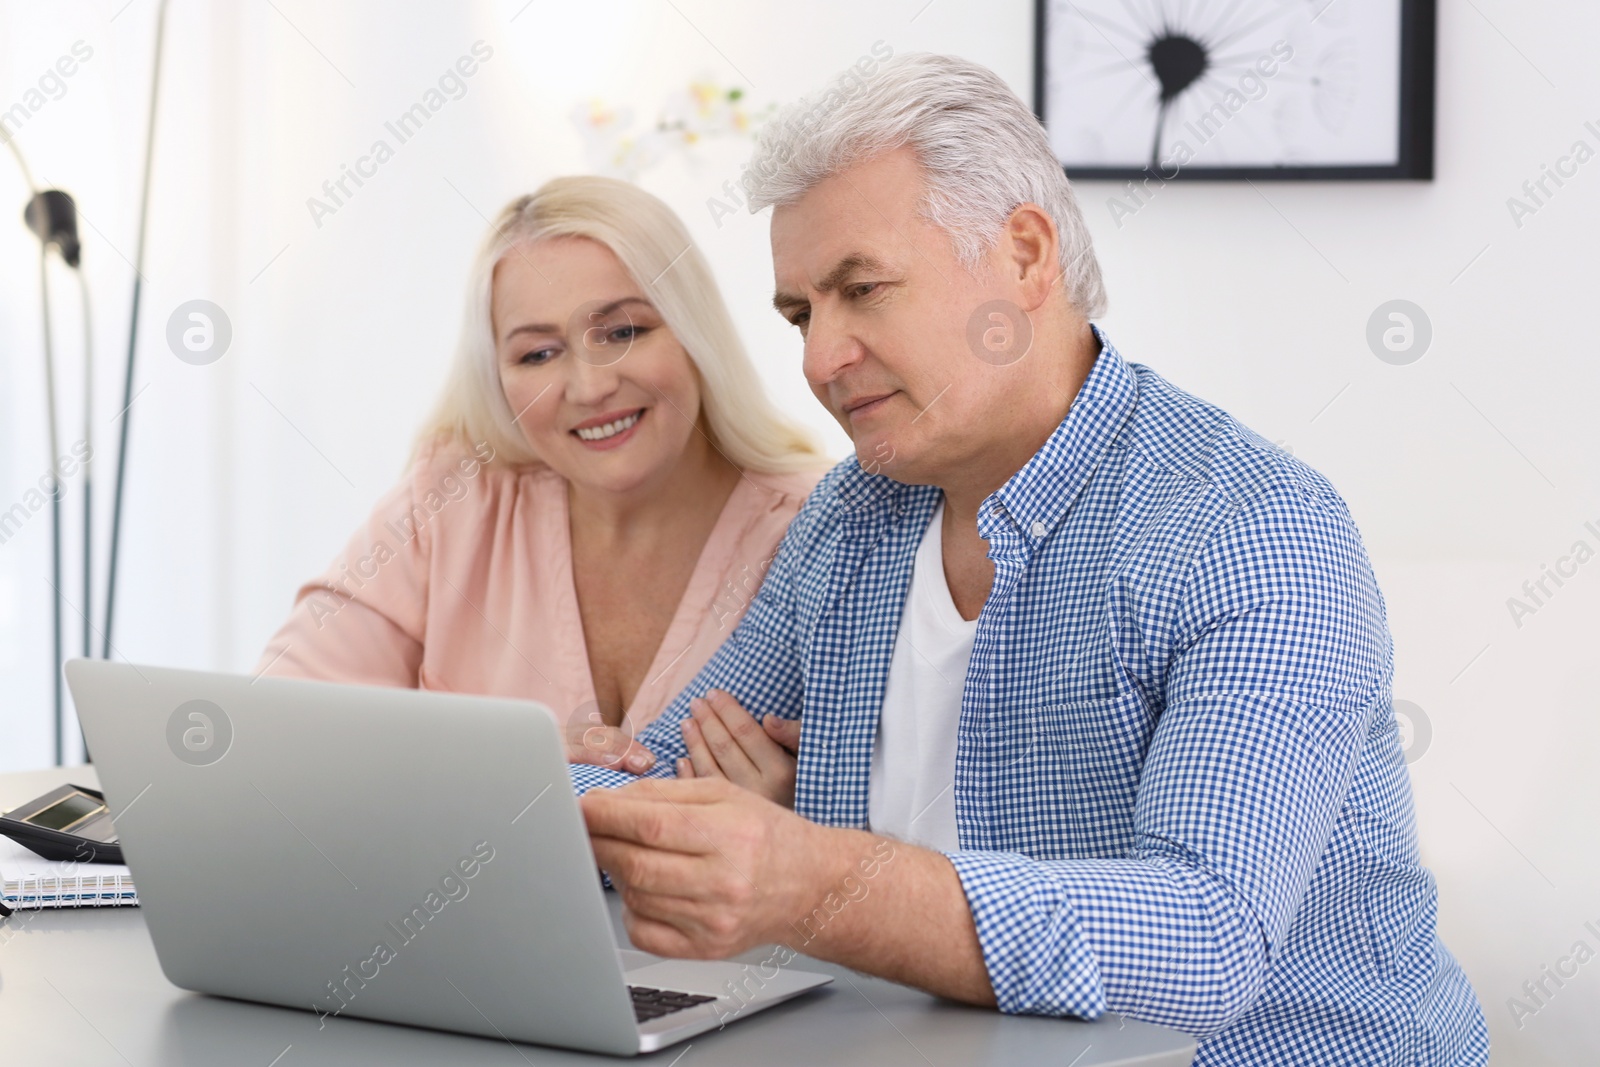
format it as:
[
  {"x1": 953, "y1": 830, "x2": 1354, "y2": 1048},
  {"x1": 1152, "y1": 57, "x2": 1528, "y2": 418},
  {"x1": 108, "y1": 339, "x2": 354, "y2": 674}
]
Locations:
[{"x1": 867, "y1": 500, "x2": 978, "y2": 852}]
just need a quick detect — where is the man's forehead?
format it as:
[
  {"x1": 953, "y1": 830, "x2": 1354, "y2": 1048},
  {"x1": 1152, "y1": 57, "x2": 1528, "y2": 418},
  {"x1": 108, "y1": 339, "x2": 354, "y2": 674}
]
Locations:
[
  {"x1": 771, "y1": 207, "x2": 905, "y2": 284},
  {"x1": 772, "y1": 158, "x2": 922, "y2": 267},
  {"x1": 787, "y1": 242, "x2": 893, "y2": 279}
]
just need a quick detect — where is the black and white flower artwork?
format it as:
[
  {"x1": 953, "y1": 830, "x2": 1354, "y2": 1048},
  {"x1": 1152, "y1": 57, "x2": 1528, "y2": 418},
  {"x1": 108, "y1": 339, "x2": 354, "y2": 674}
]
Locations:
[{"x1": 1035, "y1": 0, "x2": 1435, "y2": 179}]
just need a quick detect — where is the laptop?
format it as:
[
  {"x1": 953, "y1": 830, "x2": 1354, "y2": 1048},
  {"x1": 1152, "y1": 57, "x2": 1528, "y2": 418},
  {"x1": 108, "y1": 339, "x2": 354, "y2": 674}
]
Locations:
[{"x1": 64, "y1": 659, "x2": 832, "y2": 1056}]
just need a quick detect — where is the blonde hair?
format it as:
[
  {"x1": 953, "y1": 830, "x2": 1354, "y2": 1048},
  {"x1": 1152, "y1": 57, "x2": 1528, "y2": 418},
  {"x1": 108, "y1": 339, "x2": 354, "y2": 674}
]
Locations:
[{"x1": 413, "y1": 176, "x2": 824, "y2": 474}]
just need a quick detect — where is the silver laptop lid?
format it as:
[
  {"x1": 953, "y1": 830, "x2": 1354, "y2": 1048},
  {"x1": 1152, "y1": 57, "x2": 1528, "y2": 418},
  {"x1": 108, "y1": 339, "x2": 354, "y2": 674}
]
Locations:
[{"x1": 65, "y1": 660, "x2": 642, "y2": 1056}]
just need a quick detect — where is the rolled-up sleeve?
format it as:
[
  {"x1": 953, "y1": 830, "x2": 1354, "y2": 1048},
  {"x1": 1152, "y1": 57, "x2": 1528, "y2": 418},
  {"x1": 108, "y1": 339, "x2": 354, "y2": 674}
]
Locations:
[{"x1": 946, "y1": 483, "x2": 1381, "y2": 1035}]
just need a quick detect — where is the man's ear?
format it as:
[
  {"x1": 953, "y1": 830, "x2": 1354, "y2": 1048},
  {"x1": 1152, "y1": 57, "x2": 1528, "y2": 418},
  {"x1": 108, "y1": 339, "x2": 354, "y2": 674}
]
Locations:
[{"x1": 1000, "y1": 203, "x2": 1062, "y2": 314}]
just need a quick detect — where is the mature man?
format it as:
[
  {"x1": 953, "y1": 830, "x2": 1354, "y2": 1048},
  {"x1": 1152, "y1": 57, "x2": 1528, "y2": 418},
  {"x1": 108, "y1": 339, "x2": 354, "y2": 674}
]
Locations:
[{"x1": 573, "y1": 54, "x2": 1488, "y2": 1064}]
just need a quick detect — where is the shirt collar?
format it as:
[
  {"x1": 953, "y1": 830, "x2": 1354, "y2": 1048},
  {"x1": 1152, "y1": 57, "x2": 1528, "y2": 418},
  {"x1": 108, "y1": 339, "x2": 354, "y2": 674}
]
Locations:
[
  {"x1": 977, "y1": 325, "x2": 1137, "y2": 546},
  {"x1": 831, "y1": 326, "x2": 1137, "y2": 537}
]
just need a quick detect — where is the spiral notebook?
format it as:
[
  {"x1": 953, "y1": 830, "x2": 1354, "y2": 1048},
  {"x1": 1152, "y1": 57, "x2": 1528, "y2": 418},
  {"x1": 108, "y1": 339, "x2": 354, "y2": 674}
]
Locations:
[{"x1": 0, "y1": 835, "x2": 138, "y2": 914}]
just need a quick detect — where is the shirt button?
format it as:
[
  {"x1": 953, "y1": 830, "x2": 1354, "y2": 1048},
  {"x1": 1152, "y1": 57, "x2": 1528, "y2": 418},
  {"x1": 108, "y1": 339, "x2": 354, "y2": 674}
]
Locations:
[{"x1": 1029, "y1": 521, "x2": 1048, "y2": 538}]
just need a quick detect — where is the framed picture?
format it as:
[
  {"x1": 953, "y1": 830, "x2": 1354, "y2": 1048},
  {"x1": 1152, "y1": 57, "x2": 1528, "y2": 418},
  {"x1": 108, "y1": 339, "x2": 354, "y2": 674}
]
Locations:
[{"x1": 1034, "y1": 0, "x2": 1436, "y2": 180}]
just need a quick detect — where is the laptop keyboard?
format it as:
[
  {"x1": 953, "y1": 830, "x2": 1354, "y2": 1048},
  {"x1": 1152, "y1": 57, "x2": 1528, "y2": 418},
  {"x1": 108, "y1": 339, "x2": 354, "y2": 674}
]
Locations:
[{"x1": 630, "y1": 985, "x2": 717, "y2": 1023}]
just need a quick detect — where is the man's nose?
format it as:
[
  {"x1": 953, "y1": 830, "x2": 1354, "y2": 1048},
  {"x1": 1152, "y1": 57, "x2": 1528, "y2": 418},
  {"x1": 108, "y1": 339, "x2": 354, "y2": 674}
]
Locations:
[{"x1": 802, "y1": 310, "x2": 865, "y2": 389}]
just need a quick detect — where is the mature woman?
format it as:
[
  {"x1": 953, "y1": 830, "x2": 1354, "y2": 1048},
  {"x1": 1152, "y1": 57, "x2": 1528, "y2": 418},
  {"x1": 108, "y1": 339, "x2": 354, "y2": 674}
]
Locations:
[{"x1": 255, "y1": 177, "x2": 826, "y2": 770}]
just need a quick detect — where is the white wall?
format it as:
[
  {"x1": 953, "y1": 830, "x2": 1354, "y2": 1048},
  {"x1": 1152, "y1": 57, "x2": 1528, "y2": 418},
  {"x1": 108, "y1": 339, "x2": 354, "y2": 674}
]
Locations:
[{"x1": 1, "y1": 1, "x2": 1596, "y2": 1060}]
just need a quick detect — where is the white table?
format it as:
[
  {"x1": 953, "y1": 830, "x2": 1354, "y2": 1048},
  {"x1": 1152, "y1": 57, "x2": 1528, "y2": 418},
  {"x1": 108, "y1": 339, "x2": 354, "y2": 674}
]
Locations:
[{"x1": 0, "y1": 766, "x2": 1197, "y2": 1065}]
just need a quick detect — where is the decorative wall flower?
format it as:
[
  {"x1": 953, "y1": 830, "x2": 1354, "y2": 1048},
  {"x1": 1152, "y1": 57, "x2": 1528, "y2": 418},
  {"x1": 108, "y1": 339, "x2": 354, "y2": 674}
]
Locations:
[{"x1": 571, "y1": 81, "x2": 773, "y2": 180}]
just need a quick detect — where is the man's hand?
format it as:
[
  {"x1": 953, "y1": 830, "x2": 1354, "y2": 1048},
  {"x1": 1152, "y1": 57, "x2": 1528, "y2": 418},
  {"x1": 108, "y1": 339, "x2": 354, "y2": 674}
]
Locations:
[
  {"x1": 581, "y1": 777, "x2": 832, "y2": 958},
  {"x1": 565, "y1": 711, "x2": 656, "y2": 775},
  {"x1": 580, "y1": 776, "x2": 997, "y2": 1006},
  {"x1": 675, "y1": 689, "x2": 801, "y2": 806}
]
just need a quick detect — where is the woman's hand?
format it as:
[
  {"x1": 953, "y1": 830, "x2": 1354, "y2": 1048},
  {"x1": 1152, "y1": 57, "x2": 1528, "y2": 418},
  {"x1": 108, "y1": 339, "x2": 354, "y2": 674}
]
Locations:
[
  {"x1": 565, "y1": 712, "x2": 657, "y2": 775},
  {"x1": 674, "y1": 689, "x2": 801, "y2": 807}
]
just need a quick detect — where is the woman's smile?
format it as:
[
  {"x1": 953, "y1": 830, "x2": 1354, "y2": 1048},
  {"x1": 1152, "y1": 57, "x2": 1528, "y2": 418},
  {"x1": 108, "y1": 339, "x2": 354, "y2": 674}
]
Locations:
[{"x1": 571, "y1": 407, "x2": 647, "y2": 449}]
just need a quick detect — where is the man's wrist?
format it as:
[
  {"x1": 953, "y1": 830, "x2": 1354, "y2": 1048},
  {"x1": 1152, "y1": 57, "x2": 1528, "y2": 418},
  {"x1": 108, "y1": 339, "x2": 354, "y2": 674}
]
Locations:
[{"x1": 768, "y1": 825, "x2": 898, "y2": 949}]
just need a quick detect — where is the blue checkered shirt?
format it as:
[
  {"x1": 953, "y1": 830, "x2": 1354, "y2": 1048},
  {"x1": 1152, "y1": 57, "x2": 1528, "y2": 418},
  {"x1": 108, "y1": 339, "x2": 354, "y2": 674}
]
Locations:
[{"x1": 572, "y1": 330, "x2": 1489, "y2": 1064}]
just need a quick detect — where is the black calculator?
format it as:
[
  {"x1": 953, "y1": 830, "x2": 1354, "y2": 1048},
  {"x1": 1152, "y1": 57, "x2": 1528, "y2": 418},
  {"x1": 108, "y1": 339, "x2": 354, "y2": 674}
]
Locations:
[{"x1": 0, "y1": 783, "x2": 123, "y2": 863}]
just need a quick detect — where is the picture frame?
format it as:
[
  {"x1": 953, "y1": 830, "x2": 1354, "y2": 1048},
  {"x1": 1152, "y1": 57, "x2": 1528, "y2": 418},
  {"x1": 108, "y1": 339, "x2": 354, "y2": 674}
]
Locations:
[{"x1": 1034, "y1": 0, "x2": 1436, "y2": 180}]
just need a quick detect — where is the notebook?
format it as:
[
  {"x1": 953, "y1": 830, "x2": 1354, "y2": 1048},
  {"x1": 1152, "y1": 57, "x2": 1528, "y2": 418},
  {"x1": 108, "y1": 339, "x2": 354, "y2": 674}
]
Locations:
[{"x1": 0, "y1": 834, "x2": 138, "y2": 914}]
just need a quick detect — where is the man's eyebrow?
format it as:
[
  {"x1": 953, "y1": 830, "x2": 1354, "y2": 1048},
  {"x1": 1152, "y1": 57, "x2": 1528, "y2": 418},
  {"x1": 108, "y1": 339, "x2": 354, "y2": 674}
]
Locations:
[
  {"x1": 772, "y1": 290, "x2": 807, "y2": 315},
  {"x1": 771, "y1": 253, "x2": 892, "y2": 316},
  {"x1": 818, "y1": 254, "x2": 891, "y2": 293},
  {"x1": 501, "y1": 296, "x2": 652, "y2": 343}
]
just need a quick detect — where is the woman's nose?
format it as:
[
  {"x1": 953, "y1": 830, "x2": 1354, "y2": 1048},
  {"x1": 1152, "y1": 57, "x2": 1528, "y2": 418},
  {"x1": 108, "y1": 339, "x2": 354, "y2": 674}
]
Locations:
[{"x1": 565, "y1": 342, "x2": 623, "y2": 404}]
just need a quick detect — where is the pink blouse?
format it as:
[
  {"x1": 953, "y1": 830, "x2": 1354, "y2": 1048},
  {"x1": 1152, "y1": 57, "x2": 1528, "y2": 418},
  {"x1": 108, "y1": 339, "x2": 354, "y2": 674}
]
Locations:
[{"x1": 254, "y1": 444, "x2": 822, "y2": 731}]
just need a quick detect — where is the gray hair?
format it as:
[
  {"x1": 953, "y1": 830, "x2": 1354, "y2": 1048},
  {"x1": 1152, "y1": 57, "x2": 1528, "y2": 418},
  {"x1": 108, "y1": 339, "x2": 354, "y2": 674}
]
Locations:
[{"x1": 742, "y1": 52, "x2": 1107, "y2": 318}]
